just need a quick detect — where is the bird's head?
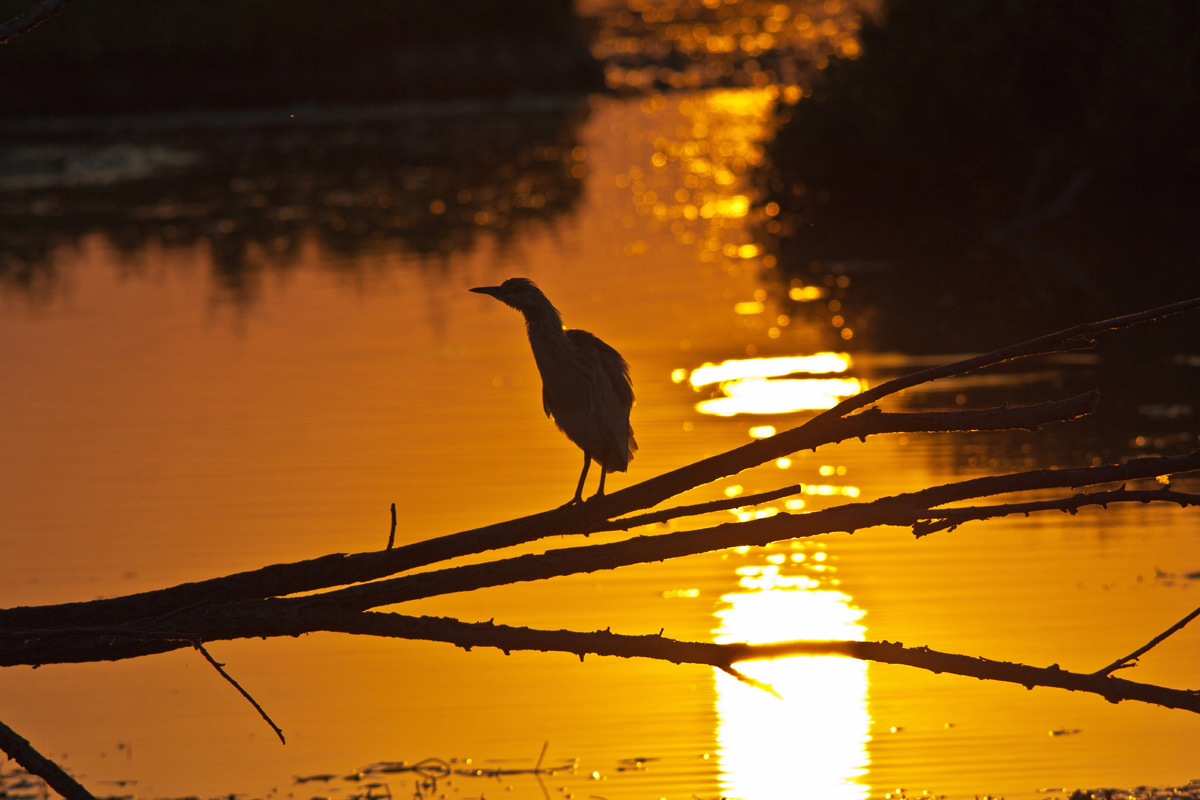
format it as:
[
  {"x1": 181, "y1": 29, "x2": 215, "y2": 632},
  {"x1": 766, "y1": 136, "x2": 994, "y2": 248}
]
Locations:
[{"x1": 470, "y1": 277, "x2": 553, "y2": 315}]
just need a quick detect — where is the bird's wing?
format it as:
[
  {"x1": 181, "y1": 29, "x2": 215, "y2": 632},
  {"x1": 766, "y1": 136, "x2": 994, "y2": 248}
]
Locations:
[{"x1": 564, "y1": 328, "x2": 637, "y2": 468}]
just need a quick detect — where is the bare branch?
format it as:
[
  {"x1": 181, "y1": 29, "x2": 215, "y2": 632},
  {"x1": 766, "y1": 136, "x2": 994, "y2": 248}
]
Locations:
[
  {"x1": 596, "y1": 393, "x2": 1099, "y2": 532},
  {"x1": 596, "y1": 482, "x2": 806, "y2": 531},
  {"x1": 302, "y1": 451, "x2": 1200, "y2": 615},
  {"x1": 0, "y1": 716, "x2": 96, "y2": 799},
  {"x1": 193, "y1": 642, "x2": 286, "y2": 744},
  {"x1": 809, "y1": 294, "x2": 1200, "y2": 423},
  {"x1": 1, "y1": 295, "x2": 1199, "y2": 745},
  {"x1": 0, "y1": 0, "x2": 71, "y2": 44},
  {"x1": 912, "y1": 486, "x2": 1200, "y2": 537},
  {"x1": 1093, "y1": 605, "x2": 1200, "y2": 677},
  {"x1": 0, "y1": 393, "x2": 1099, "y2": 634},
  {"x1": 0, "y1": 302, "x2": 1189, "y2": 649},
  {"x1": 574, "y1": 297, "x2": 1200, "y2": 524},
  {"x1": 595, "y1": 393, "x2": 1099, "y2": 532},
  {"x1": 318, "y1": 612, "x2": 1200, "y2": 714},
  {"x1": 4, "y1": 452, "x2": 1199, "y2": 669}
]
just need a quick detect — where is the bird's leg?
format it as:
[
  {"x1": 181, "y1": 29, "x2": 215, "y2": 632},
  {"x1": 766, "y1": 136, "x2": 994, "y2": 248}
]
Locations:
[
  {"x1": 568, "y1": 453, "x2": 591, "y2": 506},
  {"x1": 592, "y1": 466, "x2": 609, "y2": 500}
]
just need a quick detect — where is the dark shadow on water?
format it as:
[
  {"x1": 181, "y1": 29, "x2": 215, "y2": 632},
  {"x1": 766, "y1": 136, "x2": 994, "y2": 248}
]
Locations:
[
  {"x1": 758, "y1": 0, "x2": 1200, "y2": 345},
  {"x1": 751, "y1": 0, "x2": 1200, "y2": 468},
  {"x1": 0, "y1": 99, "x2": 592, "y2": 307}
]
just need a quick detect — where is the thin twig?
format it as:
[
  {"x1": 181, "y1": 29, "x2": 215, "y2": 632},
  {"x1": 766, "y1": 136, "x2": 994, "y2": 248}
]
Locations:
[
  {"x1": 193, "y1": 641, "x2": 286, "y2": 744},
  {"x1": 1093, "y1": 604, "x2": 1200, "y2": 677},
  {"x1": 594, "y1": 483, "x2": 806, "y2": 532},
  {"x1": 388, "y1": 502, "x2": 397, "y2": 551},
  {"x1": 720, "y1": 665, "x2": 783, "y2": 698},
  {"x1": 0, "y1": 716, "x2": 96, "y2": 799}
]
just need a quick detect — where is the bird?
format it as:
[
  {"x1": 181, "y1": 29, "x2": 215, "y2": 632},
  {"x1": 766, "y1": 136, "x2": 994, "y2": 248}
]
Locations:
[{"x1": 470, "y1": 277, "x2": 636, "y2": 505}]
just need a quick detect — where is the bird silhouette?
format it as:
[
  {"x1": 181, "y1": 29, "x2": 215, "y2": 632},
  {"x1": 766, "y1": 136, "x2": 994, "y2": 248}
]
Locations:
[{"x1": 471, "y1": 277, "x2": 636, "y2": 504}]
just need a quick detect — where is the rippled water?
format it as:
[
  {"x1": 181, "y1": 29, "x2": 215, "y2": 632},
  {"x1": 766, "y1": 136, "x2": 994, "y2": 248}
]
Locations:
[{"x1": 2, "y1": 12, "x2": 1199, "y2": 800}]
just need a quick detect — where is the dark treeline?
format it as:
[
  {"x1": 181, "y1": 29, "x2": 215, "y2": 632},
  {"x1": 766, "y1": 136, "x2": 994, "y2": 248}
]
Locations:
[{"x1": 0, "y1": 0, "x2": 604, "y2": 114}]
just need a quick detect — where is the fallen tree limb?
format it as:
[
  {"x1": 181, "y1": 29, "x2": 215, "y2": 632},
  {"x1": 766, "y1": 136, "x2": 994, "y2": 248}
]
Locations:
[
  {"x1": 3, "y1": 452, "x2": 1198, "y2": 668},
  {"x1": 0, "y1": 717, "x2": 95, "y2": 800},
  {"x1": 297, "y1": 451, "x2": 1200, "y2": 613},
  {"x1": 2, "y1": 300, "x2": 1192, "y2": 642},
  {"x1": 603, "y1": 296, "x2": 1200, "y2": 517},
  {"x1": 300, "y1": 611, "x2": 1200, "y2": 715},
  {"x1": 0, "y1": 393, "x2": 1098, "y2": 634},
  {"x1": 3, "y1": 294, "x2": 1190, "y2": 638}
]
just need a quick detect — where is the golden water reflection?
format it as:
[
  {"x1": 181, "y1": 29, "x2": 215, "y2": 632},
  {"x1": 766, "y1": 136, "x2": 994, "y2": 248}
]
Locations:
[
  {"x1": 713, "y1": 549, "x2": 870, "y2": 799},
  {"x1": 697, "y1": 376, "x2": 864, "y2": 415},
  {"x1": 687, "y1": 353, "x2": 851, "y2": 386},
  {"x1": 593, "y1": 0, "x2": 872, "y2": 93},
  {"x1": 683, "y1": 352, "x2": 863, "y2": 415}
]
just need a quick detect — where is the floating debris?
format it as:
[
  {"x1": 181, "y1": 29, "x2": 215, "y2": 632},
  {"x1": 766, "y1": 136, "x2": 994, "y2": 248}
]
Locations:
[{"x1": 293, "y1": 774, "x2": 338, "y2": 784}]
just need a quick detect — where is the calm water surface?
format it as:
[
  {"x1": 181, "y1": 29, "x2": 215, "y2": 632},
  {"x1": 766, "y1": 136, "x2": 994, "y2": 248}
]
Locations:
[{"x1": 2, "y1": 62, "x2": 1199, "y2": 800}]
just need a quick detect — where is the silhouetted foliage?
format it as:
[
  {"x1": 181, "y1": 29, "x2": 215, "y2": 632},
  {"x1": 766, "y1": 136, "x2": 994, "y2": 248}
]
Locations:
[{"x1": 0, "y1": 0, "x2": 603, "y2": 113}]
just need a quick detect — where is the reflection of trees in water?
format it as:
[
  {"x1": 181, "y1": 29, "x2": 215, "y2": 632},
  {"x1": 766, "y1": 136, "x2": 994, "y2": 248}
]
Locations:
[
  {"x1": 0, "y1": 100, "x2": 591, "y2": 306},
  {"x1": 750, "y1": 255, "x2": 1200, "y2": 471},
  {"x1": 755, "y1": 0, "x2": 1200, "y2": 352},
  {"x1": 752, "y1": 241, "x2": 1200, "y2": 470},
  {"x1": 747, "y1": 0, "x2": 1200, "y2": 468},
  {"x1": 593, "y1": 0, "x2": 874, "y2": 93}
]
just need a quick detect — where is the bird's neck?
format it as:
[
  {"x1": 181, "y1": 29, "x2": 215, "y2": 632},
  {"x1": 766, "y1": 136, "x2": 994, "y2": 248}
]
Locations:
[
  {"x1": 521, "y1": 302, "x2": 564, "y2": 338},
  {"x1": 522, "y1": 307, "x2": 568, "y2": 370}
]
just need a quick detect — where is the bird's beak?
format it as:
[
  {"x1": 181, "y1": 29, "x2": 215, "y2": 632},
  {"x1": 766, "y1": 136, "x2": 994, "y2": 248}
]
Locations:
[{"x1": 470, "y1": 285, "x2": 503, "y2": 298}]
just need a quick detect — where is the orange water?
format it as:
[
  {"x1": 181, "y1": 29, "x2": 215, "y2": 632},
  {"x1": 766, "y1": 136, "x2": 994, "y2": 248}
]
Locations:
[{"x1": 1, "y1": 89, "x2": 1198, "y2": 799}]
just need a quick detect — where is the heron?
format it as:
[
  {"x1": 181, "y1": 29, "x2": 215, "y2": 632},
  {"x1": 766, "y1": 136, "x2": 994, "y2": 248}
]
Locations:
[{"x1": 470, "y1": 277, "x2": 636, "y2": 505}]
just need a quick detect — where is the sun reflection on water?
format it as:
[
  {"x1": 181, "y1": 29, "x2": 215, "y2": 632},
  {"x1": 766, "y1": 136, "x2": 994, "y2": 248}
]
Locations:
[
  {"x1": 684, "y1": 353, "x2": 863, "y2": 415},
  {"x1": 697, "y1": 375, "x2": 863, "y2": 415},
  {"x1": 713, "y1": 551, "x2": 870, "y2": 800},
  {"x1": 689, "y1": 353, "x2": 851, "y2": 386}
]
